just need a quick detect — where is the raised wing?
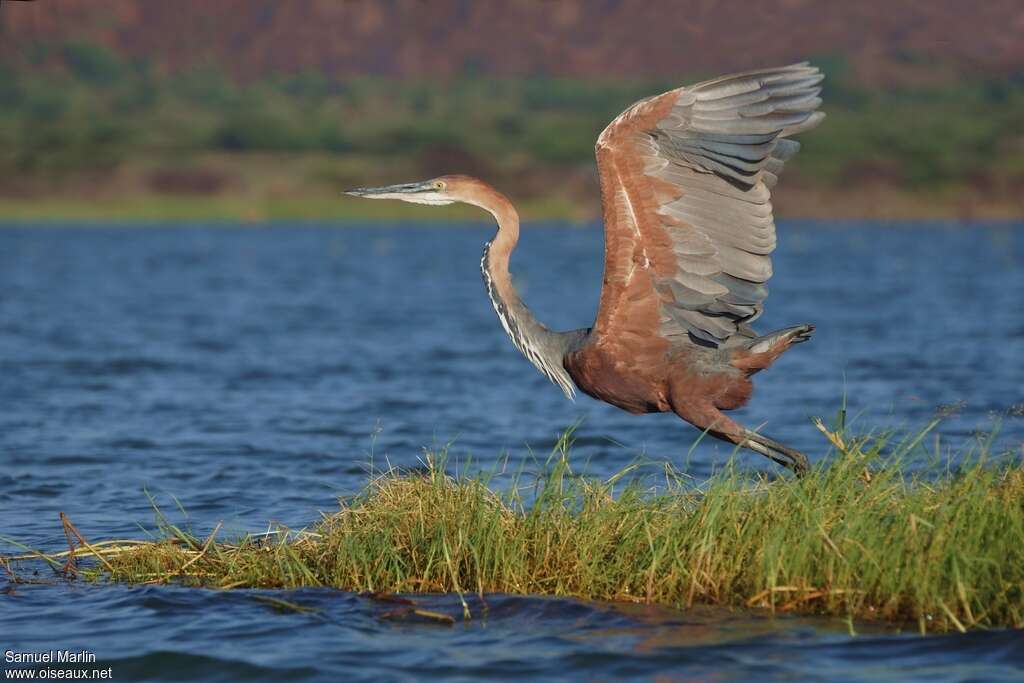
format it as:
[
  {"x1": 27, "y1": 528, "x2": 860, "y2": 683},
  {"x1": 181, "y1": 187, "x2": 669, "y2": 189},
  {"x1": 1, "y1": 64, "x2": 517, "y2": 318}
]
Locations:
[{"x1": 589, "y1": 63, "x2": 824, "y2": 349}]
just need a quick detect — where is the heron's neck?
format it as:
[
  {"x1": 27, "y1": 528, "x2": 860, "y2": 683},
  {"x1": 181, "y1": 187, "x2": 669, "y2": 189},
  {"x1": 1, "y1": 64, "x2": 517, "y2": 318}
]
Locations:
[{"x1": 476, "y1": 190, "x2": 578, "y2": 399}]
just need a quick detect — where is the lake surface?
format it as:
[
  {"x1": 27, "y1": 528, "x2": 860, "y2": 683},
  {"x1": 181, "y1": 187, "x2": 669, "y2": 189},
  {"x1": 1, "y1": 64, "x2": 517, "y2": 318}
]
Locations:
[{"x1": 1, "y1": 221, "x2": 1022, "y2": 681}]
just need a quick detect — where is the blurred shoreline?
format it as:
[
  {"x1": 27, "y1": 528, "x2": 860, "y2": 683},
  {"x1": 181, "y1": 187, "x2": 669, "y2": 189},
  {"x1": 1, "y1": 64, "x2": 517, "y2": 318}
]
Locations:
[
  {"x1": 1, "y1": 183, "x2": 1022, "y2": 223},
  {"x1": 3, "y1": 29, "x2": 1023, "y2": 224}
]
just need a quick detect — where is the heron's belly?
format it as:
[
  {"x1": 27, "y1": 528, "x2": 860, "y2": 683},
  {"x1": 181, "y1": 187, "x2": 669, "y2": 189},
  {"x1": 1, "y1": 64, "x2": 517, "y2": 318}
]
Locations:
[{"x1": 564, "y1": 348, "x2": 671, "y2": 414}]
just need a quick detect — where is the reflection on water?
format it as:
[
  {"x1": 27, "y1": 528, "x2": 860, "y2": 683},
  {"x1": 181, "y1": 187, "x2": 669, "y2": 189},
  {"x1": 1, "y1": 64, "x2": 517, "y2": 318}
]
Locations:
[{"x1": 0, "y1": 222, "x2": 1022, "y2": 682}]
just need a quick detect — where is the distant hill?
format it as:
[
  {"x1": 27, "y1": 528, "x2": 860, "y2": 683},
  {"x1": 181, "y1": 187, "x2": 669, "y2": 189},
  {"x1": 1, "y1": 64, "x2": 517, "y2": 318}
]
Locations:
[{"x1": 3, "y1": 0, "x2": 1023, "y2": 84}]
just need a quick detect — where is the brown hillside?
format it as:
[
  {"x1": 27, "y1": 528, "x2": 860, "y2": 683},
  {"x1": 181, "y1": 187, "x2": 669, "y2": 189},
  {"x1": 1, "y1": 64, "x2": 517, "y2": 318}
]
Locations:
[{"x1": 3, "y1": 0, "x2": 1023, "y2": 83}]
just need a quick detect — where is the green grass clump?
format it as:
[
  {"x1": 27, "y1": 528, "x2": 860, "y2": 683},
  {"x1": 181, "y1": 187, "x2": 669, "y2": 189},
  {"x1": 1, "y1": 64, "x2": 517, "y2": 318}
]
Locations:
[{"x1": 6, "y1": 420, "x2": 1023, "y2": 633}]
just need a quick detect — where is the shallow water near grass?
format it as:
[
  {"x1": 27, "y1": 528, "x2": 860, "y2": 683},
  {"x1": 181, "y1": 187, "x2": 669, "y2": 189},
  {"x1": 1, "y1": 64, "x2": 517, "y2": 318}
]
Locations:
[{"x1": 1, "y1": 221, "x2": 1022, "y2": 681}]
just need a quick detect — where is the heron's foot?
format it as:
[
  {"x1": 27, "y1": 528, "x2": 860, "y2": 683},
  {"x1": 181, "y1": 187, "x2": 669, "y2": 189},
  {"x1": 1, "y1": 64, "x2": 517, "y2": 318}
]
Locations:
[{"x1": 742, "y1": 430, "x2": 810, "y2": 476}]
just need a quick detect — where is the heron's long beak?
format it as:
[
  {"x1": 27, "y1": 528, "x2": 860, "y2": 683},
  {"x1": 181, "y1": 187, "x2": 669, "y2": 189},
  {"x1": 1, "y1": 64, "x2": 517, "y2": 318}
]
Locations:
[{"x1": 344, "y1": 181, "x2": 435, "y2": 199}]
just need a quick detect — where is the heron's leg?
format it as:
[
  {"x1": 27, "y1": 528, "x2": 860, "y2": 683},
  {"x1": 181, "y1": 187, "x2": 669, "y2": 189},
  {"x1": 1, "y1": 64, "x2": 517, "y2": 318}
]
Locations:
[
  {"x1": 674, "y1": 401, "x2": 809, "y2": 475},
  {"x1": 741, "y1": 430, "x2": 809, "y2": 475}
]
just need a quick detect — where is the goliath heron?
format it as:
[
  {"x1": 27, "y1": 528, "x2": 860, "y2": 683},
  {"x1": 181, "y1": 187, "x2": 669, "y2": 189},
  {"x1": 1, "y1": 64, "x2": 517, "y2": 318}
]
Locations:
[{"x1": 347, "y1": 63, "x2": 824, "y2": 473}]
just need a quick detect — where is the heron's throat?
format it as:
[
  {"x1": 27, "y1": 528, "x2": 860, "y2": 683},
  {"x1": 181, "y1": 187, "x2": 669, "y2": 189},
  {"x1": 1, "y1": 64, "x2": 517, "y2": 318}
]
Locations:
[{"x1": 478, "y1": 199, "x2": 577, "y2": 400}]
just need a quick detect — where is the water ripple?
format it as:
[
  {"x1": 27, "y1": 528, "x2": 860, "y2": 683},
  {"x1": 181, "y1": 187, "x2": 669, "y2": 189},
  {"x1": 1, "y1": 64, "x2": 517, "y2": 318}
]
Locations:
[{"x1": 1, "y1": 223, "x2": 1022, "y2": 682}]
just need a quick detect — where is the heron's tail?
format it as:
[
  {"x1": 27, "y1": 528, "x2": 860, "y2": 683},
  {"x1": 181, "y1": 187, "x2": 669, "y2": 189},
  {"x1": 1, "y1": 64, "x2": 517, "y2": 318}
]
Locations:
[{"x1": 730, "y1": 324, "x2": 814, "y2": 374}]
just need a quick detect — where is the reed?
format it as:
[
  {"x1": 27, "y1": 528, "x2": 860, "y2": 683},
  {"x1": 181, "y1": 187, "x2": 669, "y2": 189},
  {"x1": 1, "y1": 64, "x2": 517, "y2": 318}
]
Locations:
[{"x1": 4, "y1": 418, "x2": 1022, "y2": 633}]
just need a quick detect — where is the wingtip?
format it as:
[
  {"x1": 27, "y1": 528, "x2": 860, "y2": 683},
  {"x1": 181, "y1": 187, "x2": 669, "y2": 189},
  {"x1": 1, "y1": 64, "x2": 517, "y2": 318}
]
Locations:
[{"x1": 781, "y1": 111, "x2": 825, "y2": 138}]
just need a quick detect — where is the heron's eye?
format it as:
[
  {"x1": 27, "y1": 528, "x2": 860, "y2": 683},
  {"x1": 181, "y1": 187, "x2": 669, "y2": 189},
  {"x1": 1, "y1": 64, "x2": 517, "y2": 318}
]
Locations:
[{"x1": 434, "y1": 181, "x2": 445, "y2": 190}]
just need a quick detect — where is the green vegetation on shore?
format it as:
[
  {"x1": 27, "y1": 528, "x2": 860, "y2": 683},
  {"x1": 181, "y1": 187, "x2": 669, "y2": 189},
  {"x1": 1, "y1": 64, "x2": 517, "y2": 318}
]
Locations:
[
  {"x1": 6, "y1": 420, "x2": 1022, "y2": 633},
  {"x1": 3, "y1": 44, "x2": 1024, "y2": 220}
]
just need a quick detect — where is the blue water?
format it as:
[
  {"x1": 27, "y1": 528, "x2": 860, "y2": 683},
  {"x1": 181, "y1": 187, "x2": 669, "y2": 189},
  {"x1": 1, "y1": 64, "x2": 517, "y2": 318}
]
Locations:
[{"x1": 1, "y1": 222, "x2": 1022, "y2": 682}]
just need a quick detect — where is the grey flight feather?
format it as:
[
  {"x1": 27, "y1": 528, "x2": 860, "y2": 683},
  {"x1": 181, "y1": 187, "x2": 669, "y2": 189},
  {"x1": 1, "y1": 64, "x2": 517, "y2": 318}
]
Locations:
[{"x1": 641, "y1": 63, "x2": 825, "y2": 346}]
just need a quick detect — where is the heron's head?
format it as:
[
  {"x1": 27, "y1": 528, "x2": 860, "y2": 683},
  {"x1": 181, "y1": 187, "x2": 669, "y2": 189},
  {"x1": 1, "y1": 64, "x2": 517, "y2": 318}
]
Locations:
[{"x1": 344, "y1": 175, "x2": 485, "y2": 207}]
